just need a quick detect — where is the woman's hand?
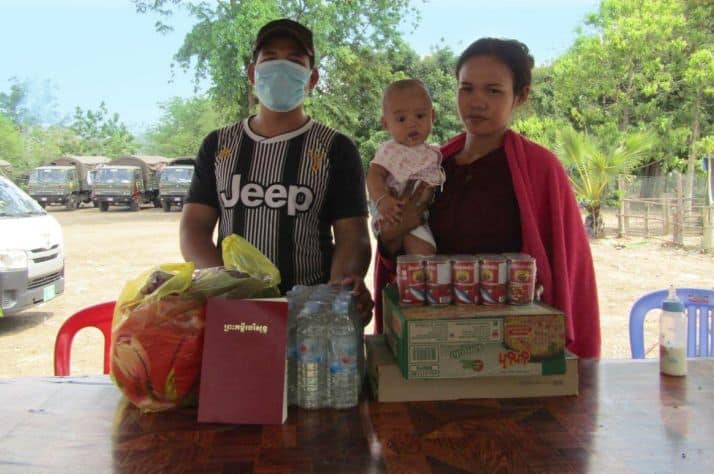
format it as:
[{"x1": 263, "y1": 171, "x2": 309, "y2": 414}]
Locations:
[
  {"x1": 378, "y1": 180, "x2": 430, "y2": 255},
  {"x1": 376, "y1": 193, "x2": 404, "y2": 226}
]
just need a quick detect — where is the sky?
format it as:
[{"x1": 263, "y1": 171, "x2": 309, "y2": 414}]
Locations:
[{"x1": 1, "y1": 0, "x2": 600, "y2": 133}]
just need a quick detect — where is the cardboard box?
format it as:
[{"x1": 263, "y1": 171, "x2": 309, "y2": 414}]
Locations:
[
  {"x1": 366, "y1": 335, "x2": 578, "y2": 402},
  {"x1": 382, "y1": 284, "x2": 566, "y2": 379}
]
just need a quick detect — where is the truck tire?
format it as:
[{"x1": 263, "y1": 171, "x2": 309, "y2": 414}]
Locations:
[
  {"x1": 130, "y1": 196, "x2": 140, "y2": 212},
  {"x1": 39, "y1": 201, "x2": 47, "y2": 209},
  {"x1": 153, "y1": 196, "x2": 162, "y2": 208},
  {"x1": 100, "y1": 202, "x2": 109, "y2": 212},
  {"x1": 65, "y1": 195, "x2": 75, "y2": 210},
  {"x1": 162, "y1": 199, "x2": 171, "y2": 212}
]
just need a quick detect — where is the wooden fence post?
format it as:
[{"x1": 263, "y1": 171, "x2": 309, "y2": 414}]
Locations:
[
  {"x1": 673, "y1": 172, "x2": 684, "y2": 246},
  {"x1": 617, "y1": 175, "x2": 626, "y2": 238},
  {"x1": 703, "y1": 206, "x2": 713, "y2": 252},
  {"x1": 644, "y1": 202, "x2": 650, "y2": 238},
  {"x1": 663, "y1": 194, "x2": 670, "y2": 234}
]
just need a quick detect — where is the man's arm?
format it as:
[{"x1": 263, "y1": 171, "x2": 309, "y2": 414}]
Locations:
[
  {"x1": 330, "y1": 216, "x2": 371, "y2": 280},
  {"x1": 179, "y1": 203, "x2": 223, "y2": 268},
  {"x1": 330, "y1": 216, "x2": 373, "y2": 325}
]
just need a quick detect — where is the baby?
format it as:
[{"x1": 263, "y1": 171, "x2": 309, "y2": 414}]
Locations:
[{"x1": 367, "y1": 79, "x2": 444, "y2": 255}]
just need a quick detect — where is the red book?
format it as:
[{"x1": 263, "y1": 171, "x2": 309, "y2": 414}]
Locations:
[{"x1": 198, "y1": 297, "x2": 288, "y2": 425}]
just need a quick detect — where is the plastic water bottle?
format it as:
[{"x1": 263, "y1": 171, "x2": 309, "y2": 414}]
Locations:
[
  {"x1": 328, "y1": 292, "x2": 359, "y2": 408},
  {"x1": 659, "y1": 285, "x2": 687, "y2": 376},
  {"x1": 286, "y1": 285, "x2": 311, "y2": 406},
  {"x1": 296, "y1": 300, "x2": 328, "y2": 409}
]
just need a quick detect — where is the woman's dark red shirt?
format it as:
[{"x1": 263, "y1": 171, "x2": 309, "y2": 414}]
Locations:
[
  {"x1": 429, "y1": 146, "x2": 521, "y2": 254},
  {"x1": 373, "y1": 144, "x2": 521, "y2": 333}
]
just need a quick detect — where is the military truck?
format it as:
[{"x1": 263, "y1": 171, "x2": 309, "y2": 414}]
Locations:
[
  {"x1": 92, "y1": 155, "x2": 168, "y2": 212},
  {"x1": 28, "y1": 155, "x2": 110, "y2": 210},
  {"x1": 158, "y1": 157, "x2": 194, "y2": 212}
]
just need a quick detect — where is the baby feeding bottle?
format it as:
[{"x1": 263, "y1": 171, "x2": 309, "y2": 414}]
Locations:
[{"x1": 659, "y1": 286, "x2": 687, "y2": 376}]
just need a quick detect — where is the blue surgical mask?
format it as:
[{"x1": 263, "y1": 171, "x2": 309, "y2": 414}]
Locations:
[{"x1": 254, "y1": 60, "x2": 311, "y2": 112}]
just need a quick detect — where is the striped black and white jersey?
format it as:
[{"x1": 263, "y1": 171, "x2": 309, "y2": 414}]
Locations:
[{"x1": 186, "y1": 117, "x2": 367, "y2": 293}]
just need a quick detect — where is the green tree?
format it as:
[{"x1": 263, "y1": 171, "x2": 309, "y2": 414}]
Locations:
[
  {"x1": 0, "y1": 114, "x2": 23, "y2": 167},
  {"x1": 24, "y1": 125, "x2": 77, "y2": 168},
  {"x1": 335, "y1": 43, "x2": 461, "y2": 166},
  {"x1": 67, "y1": 102, "x2": 136, "y2": 157},
  {"x1": 551, "y1": 0, "x2": 713, "y2": 201},
  {"x1": 145, "y1": 95, "x2": 223, "y2": 157},
  {"x1": 0, "y1": 78, "x2": 59, "y2": 128},
  {"x1": 0, "y1": 78, "x2": 33, "y2": 127},
  {"x1": 135, "y1": 0, "x2": 417, "y2": 120},
  {"x1": 555, "y1": 128, "x2": 653, "y2": 238},
  {"x1": 680, "y1": 1, "x2": 714, "y2": 203}
]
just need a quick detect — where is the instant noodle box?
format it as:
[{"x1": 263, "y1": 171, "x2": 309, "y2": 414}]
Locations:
[
  {"x1": 382, "y1": 284, "x2": 566, "y2": 379},
  {"x1": 366, "y1": 335, "x2": 578, "y2": 402}
]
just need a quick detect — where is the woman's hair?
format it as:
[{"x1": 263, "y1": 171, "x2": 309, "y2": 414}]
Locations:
[{"x1": 455, "y1": 38, "x2": 534, "y2": 95}]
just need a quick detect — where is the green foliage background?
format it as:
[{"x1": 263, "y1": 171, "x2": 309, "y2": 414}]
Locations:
[{"x1": 1, "y1": 0, "x2": 712, "y2": 205}]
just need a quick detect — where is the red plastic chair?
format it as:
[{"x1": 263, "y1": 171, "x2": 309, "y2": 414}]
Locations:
[{"x1": 54, "y1": 301, "x2": 115, "y2": 376}]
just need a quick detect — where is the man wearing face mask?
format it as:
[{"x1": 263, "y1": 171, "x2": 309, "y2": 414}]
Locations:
[{"x1": 180, "y1": 18, "x2": 374, "y2": 323}]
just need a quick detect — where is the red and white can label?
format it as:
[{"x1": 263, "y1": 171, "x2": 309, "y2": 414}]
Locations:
[
  {"x1": 397, "y1": 255, "x2": 425, "y2": 305},
  {"x1": 507, "y1": 255, "x2": 537, "y2": 305},
  {"x1": 479, "y1": 255, "x2": 507, "y2": 284},
  {"x1": 480, "y1": 282, "x2": 507, "y2": 305},
  {"x1": 426, "y1": 256, "x2": 452, "y2": 305},
  {"x1": 451, "y1": 255, "x2": 478, "y2": 285},
  {"x1": 453, "y1": 283, "x2": 479, "y2": 304}
]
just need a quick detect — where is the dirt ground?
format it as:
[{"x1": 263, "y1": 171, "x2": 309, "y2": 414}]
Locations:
[{"x1": 1, "y1": 206, "x2": 713, "y2": 377}]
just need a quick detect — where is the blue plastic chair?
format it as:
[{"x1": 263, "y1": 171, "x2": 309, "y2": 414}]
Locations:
[{"x1": 629, "y1": 288, "x2": 714, "y2": 358}]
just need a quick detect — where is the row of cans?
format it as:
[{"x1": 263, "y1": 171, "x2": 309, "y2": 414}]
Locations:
[{"x1": 396, "y1": 253, "x2": 537, "y2": 306}]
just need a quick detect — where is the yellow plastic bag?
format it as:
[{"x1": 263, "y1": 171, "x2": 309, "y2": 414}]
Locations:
[
  {"x1": 186, "y1": 235, "x2": 281, "y2": 298},
  {"x1": 113, "y1": 262, "x2": 195, "y2": 325},
  {"x1": 222, "y1": 234, "x2": 281, "y2": 286},
  {"x1": 110, "y1": 235, "x2": 281, "y2": 412}
]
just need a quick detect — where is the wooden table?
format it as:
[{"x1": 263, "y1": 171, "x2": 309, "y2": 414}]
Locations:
[{"x1": 1, "y1": 359, "x2": 712, "y2": 473}]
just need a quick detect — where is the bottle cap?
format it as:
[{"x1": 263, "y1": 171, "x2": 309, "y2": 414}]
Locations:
[{"x1": 662, "y1": 285, "x2": 684, "y2": 312}]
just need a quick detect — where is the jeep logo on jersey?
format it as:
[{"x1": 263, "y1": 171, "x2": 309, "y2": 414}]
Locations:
[{"x1": 220, "y1": 174, "x2": 314, "y2": 216}]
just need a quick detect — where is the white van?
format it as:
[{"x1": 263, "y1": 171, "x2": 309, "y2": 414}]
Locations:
[{"x1": 0, "y1": 176, "x2": 65, "y2": 316}]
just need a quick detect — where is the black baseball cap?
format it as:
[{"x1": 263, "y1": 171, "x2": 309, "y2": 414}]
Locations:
[{"x1": 253, "y1": 18, "x2": 315, "y2": 65}]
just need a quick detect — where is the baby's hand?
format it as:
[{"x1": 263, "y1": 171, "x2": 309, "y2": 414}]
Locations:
[{"x1": 377, "y1": 194, "x2": 403, "y2": 225}]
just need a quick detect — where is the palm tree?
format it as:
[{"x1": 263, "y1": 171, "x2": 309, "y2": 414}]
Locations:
[{"x1": 555, "y1": 129, "x2": 653, "y2": 238}]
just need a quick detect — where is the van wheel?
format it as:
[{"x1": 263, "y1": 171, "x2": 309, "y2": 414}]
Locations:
[
  {"x1": 162, "y1": 200, "x2": 171, "y2": 212},
  {"x1": 100, "y1": 202, "x2": 109, "y2": 212}
]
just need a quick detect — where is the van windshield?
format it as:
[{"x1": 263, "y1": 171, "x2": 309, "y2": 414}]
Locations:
[
  {"x1": 0, "y1": 178, "x2": 45, "y2": 217},
  {"x1": 95, "y1": 168, "x2": 132, "y2": 184},
  {"x1": 29, "y1": 168, "x2": 70, "y2": 184},
  {"x1": 160, "y1": 167, "x2": 194, "y2": 183}
]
